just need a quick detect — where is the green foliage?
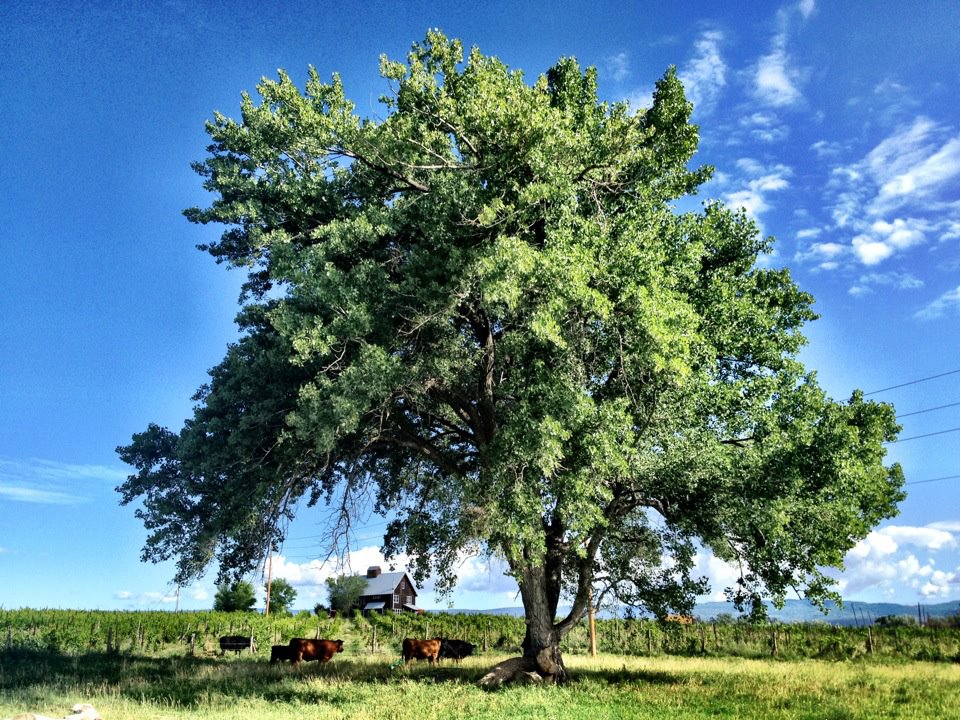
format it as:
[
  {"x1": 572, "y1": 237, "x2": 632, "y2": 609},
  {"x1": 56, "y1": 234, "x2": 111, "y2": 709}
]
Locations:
[
  {"x1": 213, "y1": 581, "x2": 257, "y2": 612},
  {"x1": 325, "y1": 574, "x2": 368, "y2": 614},
  {"x1": 116, "y1": 31, "x2": 905, "y2": 656},
  {"x1": 266, "y1": 578, "x2": 297, "y2": 615}
]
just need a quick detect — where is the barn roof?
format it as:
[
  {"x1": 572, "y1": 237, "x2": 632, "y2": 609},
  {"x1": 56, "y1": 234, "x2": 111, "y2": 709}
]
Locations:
[{"x1": 360, "y1": 571, "x2": 417, "y2": 597}]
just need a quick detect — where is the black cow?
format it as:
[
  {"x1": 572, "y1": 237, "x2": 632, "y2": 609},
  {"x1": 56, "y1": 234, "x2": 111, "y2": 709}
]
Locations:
[
  {"x1": 439, "y1": 638, "x2": 475, "y2": 662},
  {"x1": 270, "y1": 644, "x2": 295, "y2": 664},
  {"x1": 219, "y1": 635, "x2": 256, "y2": 655}
]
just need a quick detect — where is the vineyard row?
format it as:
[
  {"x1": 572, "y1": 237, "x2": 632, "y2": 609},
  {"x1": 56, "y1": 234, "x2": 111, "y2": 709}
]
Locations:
[{"x1": 1, "y1": 608, "x2": 958, "y2": 662}]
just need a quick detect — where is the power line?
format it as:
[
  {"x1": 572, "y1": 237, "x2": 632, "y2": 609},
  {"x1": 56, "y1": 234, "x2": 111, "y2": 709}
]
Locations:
[
  {"x1": 905, "y1": 474, "x2": 960, "y2": 486},
  {"x1": 865, "y1": 369, "x2": 960, "y2": 396},
  {"x1": 890, "y1": 427, "x2": 960, "y2": 443},
  {"x1": 897, "y1": 401, "x2": 960, "y2": 418}
]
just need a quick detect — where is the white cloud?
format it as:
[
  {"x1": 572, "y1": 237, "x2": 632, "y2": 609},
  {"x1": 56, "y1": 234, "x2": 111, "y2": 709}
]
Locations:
[
  {"x1": 679, "y1": 30, "x2": 727, "y2": 115},
  {"x1": 848, "y1": 271, "x2": 923, "y2": 296},
  {"x1": 846, "y1": 218, "x2": 929, "y2": 266},
  {"x1": 605, "y1": 52, "x2": 630, "y2": 83},
  {"x1": 881, "y1": 525, "x2": 956, "y2": 551},
  {"x1": 720, "y1": 160, "x2": 792, "y2": 233},
  {"x1": 0, "y1": 457, "x2": 127, "y2": 505},
  {"x1": 811, "y1": 118, "x2": 960, "y2": 269},
  {"x1": 113, "y1": 590, "x2": 180, "y2": 607},
  {"x1": 920, "y1": 569, "x2": 958, "y2": 598},
  {"x1": 624, "y1": 86, "x2": 655, "y2": 113},
  {"x1": 810, "y1": 140, "x2": 844, "y2": 159},
  {"x1": 852, "y1": 236, "x2": 894, "y2": 265},
  {"x1": 837, "y1": 523, "x2": 959, "y2": 598},
  {"x1": 271, "y1": 550, "x2": 378, "y2": 588},
  {"x1": 915, "y1": 285, "x2": 960, "y2": 320},
  {"x1": 870, "y1": 218, "x2": 928, "y2": 250},
  {"x1": 940, "y1": 221, "x2": 960, "y2": 242},
  {"x1": 798, "y1": 0, "x2": 816, "y2": 19},
  {"x1": 740, "y1": 112, "x2": 789, "y2": 143},
  {"x1": 267, "y1": 545, "x2": 519, "y2": 609},
  {"x1": 0, "y1": 484, "x2": 84, "y2": 504},
  {"x1": 264, "y1": 522, "x2": 956, "y2": 608},
  {"x1": 693, "y1": 551, "x2": 742, "y2": 602},
  {"x1": 868, "y1": 125, "x2": 960, "y2": 216},
  {"x1": 753, "y1": 34, "x2": 803, "y2": 107},
  {"x1": 845, "y1": 117, "x2": 960, "y2": 218},
  {"x1": 930, "y1": 521, "x2": 960, "y2": 533}
]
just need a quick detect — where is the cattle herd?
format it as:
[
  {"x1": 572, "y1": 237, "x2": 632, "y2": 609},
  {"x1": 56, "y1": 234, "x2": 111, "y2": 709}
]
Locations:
[{"x1": 221, "y1": 634, "x2": 476, "y2": 668}]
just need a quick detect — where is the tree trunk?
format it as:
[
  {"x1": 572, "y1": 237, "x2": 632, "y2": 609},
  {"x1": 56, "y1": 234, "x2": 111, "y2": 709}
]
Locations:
[
  {"x1": 479, "y1": 562, "x2": 566, "y2": 688},
  {"x1": 518, "y1": 564, "x2": 566, "y2": 683},
  {"x1": 484, "y1": 523, "x2": 599, "y2": 687}
]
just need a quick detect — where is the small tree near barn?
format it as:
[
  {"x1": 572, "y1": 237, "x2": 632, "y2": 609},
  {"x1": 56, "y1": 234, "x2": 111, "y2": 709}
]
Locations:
[
  {"x1": 266, "y1": 577, "x2": 297, "y2": 615},
  {"x1": 116, "y1": 32, "x2": 904, "y2": 681},
  {"x1": 213, "y1": 581, "x2": 256, "y2": 613},
  {"x1": 325, "y1": 574, "x2": 368, "y2": 615}
]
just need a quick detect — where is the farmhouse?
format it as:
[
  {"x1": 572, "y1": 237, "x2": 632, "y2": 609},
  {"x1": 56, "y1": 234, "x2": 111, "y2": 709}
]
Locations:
[{"x1": 359, "y1": 565, "x2": 420, "y2": 614}]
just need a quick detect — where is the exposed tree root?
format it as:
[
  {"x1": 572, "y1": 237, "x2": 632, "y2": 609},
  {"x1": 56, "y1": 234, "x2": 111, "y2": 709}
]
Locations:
[{"x1": 478, "y1": 648, "x2": 565, "y2": 688}]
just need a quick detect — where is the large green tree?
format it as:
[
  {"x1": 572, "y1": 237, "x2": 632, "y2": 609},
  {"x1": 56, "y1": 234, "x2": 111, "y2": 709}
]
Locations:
[{"x1": 117, "y1": 32, "x2": 903, "y2": 679}]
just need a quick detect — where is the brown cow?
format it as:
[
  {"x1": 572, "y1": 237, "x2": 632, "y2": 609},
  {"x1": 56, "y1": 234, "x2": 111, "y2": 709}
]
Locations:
[
  {"x1": 287, "y1": 638, "x2": 344, "y2": 668},
  {"x1": 665, "y1": 614, "x2": 695, "y2": 625},
  {"x1": 402, "y1": 637, "x2": 442, "y2": 665}
]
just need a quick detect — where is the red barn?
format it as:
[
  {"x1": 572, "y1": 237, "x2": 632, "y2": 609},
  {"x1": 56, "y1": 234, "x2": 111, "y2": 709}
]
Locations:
[{"x1": 358, "y1": 566, "x2": 419, "y2": 615}]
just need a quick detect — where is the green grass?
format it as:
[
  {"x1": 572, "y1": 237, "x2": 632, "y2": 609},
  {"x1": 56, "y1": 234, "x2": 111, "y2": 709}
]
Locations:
[{"x1": 1, "y1": 649, "x2": 958, "y2": 719}]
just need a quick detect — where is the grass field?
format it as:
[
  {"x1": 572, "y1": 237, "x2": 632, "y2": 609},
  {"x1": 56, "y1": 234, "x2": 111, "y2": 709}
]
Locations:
[{"x1": 2, "y1": 649, "x2": 958, "y2": 720}]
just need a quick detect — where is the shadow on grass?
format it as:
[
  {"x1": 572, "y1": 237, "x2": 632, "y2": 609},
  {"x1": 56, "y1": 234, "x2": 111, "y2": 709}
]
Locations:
[{"x1": 0, "y1": 648, "x2": 682, "y2": 706}]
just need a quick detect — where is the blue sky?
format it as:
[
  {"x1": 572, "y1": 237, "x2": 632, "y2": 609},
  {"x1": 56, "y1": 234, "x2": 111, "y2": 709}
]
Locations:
[{"x1": 2, "y1": 0, "x2": 959, "y2": 614}]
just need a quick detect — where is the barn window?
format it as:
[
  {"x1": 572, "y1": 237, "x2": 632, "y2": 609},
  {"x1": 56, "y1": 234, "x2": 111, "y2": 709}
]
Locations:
[
  {"x1": 394, "y1": 594, "x2": 400, "y2": 605},
  {"x1": 406, "y1": 595, "x2": 412, "y2": 604}
]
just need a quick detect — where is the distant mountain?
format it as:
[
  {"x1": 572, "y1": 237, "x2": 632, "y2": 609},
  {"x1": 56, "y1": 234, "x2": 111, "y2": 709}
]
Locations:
[
  {"x1": 692, "y1": 598, "x2": 960, "y2": 625},
  {"x1": 436, "y1": 598, "x2": 960, "y2": 625}
]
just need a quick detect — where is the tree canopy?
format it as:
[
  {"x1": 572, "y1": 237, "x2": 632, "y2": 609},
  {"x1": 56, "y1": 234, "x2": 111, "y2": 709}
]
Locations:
[
  {"x1": 325, "y1": 574, "x2": 369, "y2": 615},
  {"x1": 267, "y1": 577, "x2": 298, "y2": 615},
  {"x1": 117, "y1": 32, "x2": 903, "y2": 677},
  {"x1": 213, "y1": 580, "x2": 257, "y2": 613}
]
